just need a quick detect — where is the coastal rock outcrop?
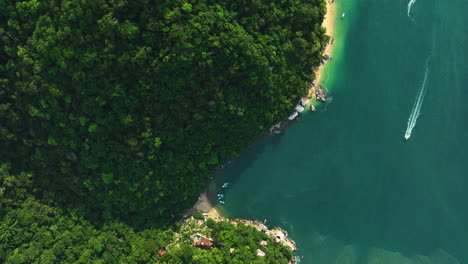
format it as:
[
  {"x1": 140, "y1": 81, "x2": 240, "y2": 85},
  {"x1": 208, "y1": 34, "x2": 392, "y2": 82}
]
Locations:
[
  {"x1": 288, "y1": 112, "x2": 299, "y2": 120},
  {"x1": 188, "y1": 196, "x2": 298, "y2": 254},
  {"x1": 321, "y1": 54, "x2": 332, "y2": 64},
  {"x1": 269, "y1": 121, "x2": 288, "y2": 134},
  {"x1": 295, "y1": 105, "x2": 305, "y2": 113},
  {"x1": 300, "y1": 98, "x2": 309, "y2": 107},
  {"x1": 230, "y1": 218, "x2": 297, "y2": 253},
  {"x1": 316, "y1": 85, "x2": 327, "y2": 102}
]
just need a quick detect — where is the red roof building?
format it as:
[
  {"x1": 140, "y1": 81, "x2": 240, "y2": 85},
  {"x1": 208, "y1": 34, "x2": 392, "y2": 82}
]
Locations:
[
  {"x1": 158, "y1": 248, "x2": 167, "y2": 256},
  {"x1": 195, "y1": 237, "x2": 213, "y2": 250}
]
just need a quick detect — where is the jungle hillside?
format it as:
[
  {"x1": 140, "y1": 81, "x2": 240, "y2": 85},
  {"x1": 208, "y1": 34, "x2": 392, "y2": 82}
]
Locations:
[
  {"x1": 1, "y1": 0, "x2": 327, "y2": 262},
  {"x1": 0, "y1": 0, "x2": 327, "y2": 227}
]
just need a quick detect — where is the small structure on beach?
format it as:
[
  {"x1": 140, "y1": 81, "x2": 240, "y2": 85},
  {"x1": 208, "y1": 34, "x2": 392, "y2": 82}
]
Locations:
[{"x1": 258, "y1": 223, "x2": 268, "y2": 233}]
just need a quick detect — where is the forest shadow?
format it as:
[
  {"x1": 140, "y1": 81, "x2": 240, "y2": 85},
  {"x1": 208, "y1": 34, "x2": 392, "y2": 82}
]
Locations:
[
  {"x1": 26, "y1": 120, "x2": 294, "y2": 231},
  {"x1": 208, "y1": 120, "x2": 296, "y2": 206}
]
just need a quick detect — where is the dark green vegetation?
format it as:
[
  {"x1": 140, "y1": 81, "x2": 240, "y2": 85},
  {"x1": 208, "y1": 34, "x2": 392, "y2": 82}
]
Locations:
[
  {"x1": 0, "y1": 164, "x2": 292, "y2": 263},
  {"x1": 1, "y1": 0, "x2": 327, "y2": 262},
  {"x1": 0, "y1": 0, "x2": 327, "y2": 226}
]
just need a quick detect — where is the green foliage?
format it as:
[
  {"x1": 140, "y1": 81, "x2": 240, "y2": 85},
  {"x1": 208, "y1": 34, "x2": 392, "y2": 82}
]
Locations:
[
  {"x1": 192, "y1": 212, "x2": 205, "y2": 220},
  {"x1": 0, "y1": 165, "x2": 293, "y2": 263},
  {"x1": 160, "y1": 219, "x2": 293, "y2": 264},
  {"x1": 101, "y1": 173, "x2": 114, "y2": 185},
  {"x1": 182, "y1": 3, "x2": 193, "y2": 12},
  {"x1": 0, "y1": 165, "x2": 174, "y2": 263},
  {"x1": 0, "y1": 0, "x2": 327, "y2": 227}
]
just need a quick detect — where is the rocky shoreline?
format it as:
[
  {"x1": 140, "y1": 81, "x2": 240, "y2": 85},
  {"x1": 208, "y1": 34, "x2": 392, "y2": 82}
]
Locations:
[
  {"x1": 204, "y1": 209, "x2": 297, "y2": 252},
  {"x1": 200, "y1": 209, "x2": 300, "y2": 263},
  {"x1": 188, "y1": 1, "x2": 338, "y2": 261},
  {"x1": 187, "y1": 193, "x2": 300, "y2": 262},
  {"x1": 268, "y1": 52, "x2": 332, "y2": 135},
  {"x1": 269, "y1": 0, "x2": 336, "y2": 135}
]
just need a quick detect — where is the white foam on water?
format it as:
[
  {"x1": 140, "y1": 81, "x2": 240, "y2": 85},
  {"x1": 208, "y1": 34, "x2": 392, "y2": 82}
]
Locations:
[
  {"x1": 404, "y1": 55, "x2": 431, "y2": 140},
  {"x1": 408, "y1": 0, "x2": 417, "y2": 19}
]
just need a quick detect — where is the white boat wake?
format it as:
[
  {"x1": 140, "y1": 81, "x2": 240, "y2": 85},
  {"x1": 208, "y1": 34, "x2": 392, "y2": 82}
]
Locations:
[
  {"x1": 404, "y1": 56, "x2": 431, "y2": 140},
  {"x1": 407, "y1": 0, "x2": 417, "y2": 19}
]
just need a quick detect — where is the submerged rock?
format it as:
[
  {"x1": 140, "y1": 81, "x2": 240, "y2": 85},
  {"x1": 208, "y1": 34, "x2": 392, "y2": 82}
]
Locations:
[{"x1": 269, "y1": 121, "x2": 288, "y2": 134}]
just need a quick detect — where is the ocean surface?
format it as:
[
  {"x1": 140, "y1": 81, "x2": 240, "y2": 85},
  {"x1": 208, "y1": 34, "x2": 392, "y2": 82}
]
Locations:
[{"x1": 212, "y1": 0, "x2": 468, "y2": 263}]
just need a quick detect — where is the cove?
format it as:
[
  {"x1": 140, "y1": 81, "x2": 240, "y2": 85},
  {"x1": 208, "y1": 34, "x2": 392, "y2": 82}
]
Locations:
[{"x1": 212, "y1": 0, "x2": 468, "y2": 263}]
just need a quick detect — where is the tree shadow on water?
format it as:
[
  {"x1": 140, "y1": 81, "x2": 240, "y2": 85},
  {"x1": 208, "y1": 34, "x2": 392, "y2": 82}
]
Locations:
[{"x1": 207, "y1": 121, "x2": 294, "y2": 207}]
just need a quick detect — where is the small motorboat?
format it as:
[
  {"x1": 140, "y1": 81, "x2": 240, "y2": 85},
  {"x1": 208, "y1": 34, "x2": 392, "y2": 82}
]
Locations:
[
  {"x1": 341, "y1": 13, "x2": 346, "y2": 19},
  {"x1": 222, "y1": 183, "x2": 229, "y2": 188},
  {"x1": 405, "y1": 134, "x2": 410, "y2": 140}
]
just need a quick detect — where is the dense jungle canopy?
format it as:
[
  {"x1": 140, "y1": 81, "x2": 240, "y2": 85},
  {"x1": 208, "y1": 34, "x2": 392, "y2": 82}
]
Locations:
[
  {"x1": 0, "y1": 164, "x2": 293, "y2": 263},
  {"x1": 0, "y1": 0, "x2": 327, "y2": 227}
]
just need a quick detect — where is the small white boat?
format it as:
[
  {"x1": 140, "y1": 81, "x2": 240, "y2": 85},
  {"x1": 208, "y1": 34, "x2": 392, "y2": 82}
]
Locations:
[
  {"x1": 404, "y1": 134, "x2": 410, "y2": 140},
  {"x1": 341, "y1": 13, "x2": 346, "y2": 19}
]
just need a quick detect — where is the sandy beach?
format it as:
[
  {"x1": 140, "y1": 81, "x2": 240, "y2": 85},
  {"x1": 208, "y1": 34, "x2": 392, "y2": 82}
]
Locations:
[
  {"x1": 190, "y1": 0, "x2": 338, "y2": 218},
  {"x1": 188, "y1": 191, "x2": 221, "y2": 219},
  {"x1": 308, "y1": 0, "x2": 337, "y2": 100}
]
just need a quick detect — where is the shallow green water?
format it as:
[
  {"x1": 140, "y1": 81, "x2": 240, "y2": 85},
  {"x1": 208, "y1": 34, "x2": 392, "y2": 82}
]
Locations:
[{"x1": 213, "y1": 0, "x2": 468, "y2": 263}]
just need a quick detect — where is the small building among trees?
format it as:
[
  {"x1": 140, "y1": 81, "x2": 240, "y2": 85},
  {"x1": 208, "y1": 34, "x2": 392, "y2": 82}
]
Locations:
[
  {"x1": 158, "y1": 247, "x2": 167, "y2": 256},
  {"x1": 194, "y1": 236, "x2": 213, "y2": 250}
]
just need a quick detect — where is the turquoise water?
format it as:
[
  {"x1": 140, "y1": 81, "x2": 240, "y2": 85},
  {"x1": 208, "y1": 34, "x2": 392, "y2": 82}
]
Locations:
[{"x1": 214, "y1": 0, "x2": 468, "y2": 263}]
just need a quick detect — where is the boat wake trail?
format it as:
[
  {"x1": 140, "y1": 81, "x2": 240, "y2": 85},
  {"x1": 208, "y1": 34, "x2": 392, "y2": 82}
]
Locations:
[
  {"x1": 404, "y1": 55, "x2": 431, "y2": 140},
  {"x1": 407, "y1": 0, "x2": 417, "y2": 19}
]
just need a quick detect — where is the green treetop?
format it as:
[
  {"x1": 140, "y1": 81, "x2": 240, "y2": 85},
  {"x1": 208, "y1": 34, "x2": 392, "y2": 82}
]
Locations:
[{"x1": 0, "y1": 0, "x2": 328, "y2": 227}]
